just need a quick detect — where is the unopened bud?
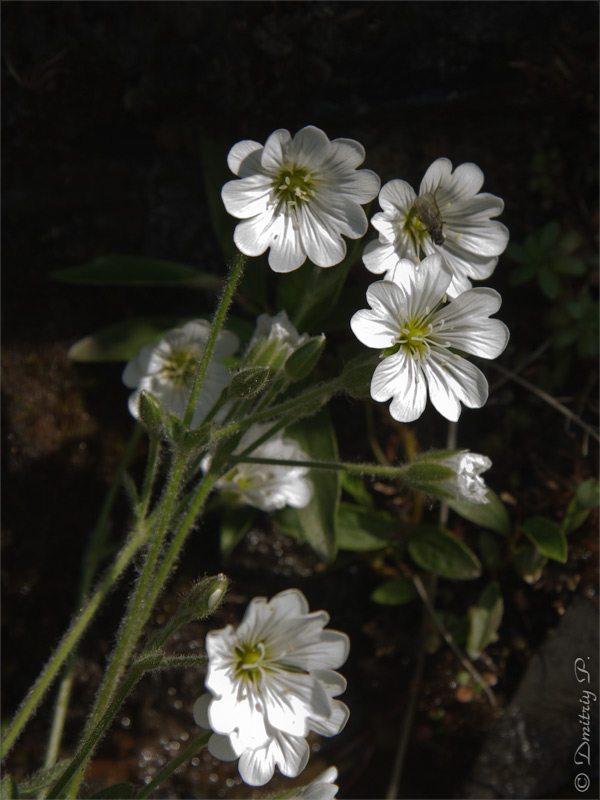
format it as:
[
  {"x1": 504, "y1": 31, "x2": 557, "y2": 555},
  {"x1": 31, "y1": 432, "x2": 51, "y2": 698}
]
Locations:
[
  {"x1": 181, "y1": 573, "x2": 229, "y2": 619},
  {"x1": 138, "y1": 391, "x2": 163, "y2": 435},
  {"x1": 284, "y1": 334, "x2": 326, "y2": 380},
  {"x1": 229, "y1": 366, "x2": 271, "y2": 398}
]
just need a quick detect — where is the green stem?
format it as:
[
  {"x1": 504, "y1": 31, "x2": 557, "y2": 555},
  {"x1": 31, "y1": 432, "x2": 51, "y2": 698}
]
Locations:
[
  {"x1": 134, "y1": 730, "x2": 211, "y2": 799},
  {"x1": 226, "y1": 454, "x2": 412, "y2": 480},
  {"x1": 64, "y1": 467, "x2": 218, "y2": 798},
  {"x1": 183, "y1": 252, "x2": 246, "y2": 428},
  {"x1": 46, "y1": 656, "x2": 157, "y2": 800},
  {"x1": 44, "y1": 424, "x2": 145, "y2": 769},
  {"x1": 1, "y1": 522, "x2": 149, "y2": 761}
]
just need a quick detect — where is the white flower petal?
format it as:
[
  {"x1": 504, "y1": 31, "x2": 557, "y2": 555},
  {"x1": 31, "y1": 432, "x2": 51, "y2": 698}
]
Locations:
[
  {"x1": 221, "y1": 174, "x2": 273, "y2": 219},
  {"x1": 425, "y1": 354, "x2": 489, "y2": 420},
  {"x1": 227, "y1": 139, "x2": 264, "y2": 176},
  {"x1": 371, "y1": 351, "x2": 428, "y2": 423},
  {"x1": 261, "y1": 128, "x2": 293, "y2": 171}
]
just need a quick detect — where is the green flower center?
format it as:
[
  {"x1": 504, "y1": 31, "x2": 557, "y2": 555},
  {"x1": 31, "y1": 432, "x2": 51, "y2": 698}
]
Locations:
[
  {"x1": 271, "y1": 166, "x2": 317, "y2": 214},
  {"x1": 383, "y1": 316, "x2": 434, "y2": 360},
  {"x1": 160, "y1": 349, "x2": 200, "y2": 389},
  {"x1": 234, "y1": 642, "x2": 267, "y2": 682}
]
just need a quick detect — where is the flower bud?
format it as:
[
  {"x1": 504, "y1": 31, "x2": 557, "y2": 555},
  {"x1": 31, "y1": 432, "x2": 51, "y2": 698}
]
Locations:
[
  {"x1": 285, "y1": 334, "x2": 326, "y2": 381},
  {"x1": 229, "y1": 366, "x2": 271, "y2": 398},
  {"x1": 405, "y1": 450, "x2": 492, "y2": 504},
  {"x1": 137, "y1": 390, "x2": 163, "y2": 435},
  {"x1": 180, "y1": 573, "x2": 229, "y2": 619}
]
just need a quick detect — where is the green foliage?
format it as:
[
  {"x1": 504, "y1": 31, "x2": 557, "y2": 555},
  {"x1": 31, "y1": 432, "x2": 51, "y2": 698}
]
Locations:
[
  {"x1": 561, "y1": 479, "x2": 600, "y2": 535},
  {"x1": 447, "y1": 488, "x2": 511, "y2": 536},
  {"x1": 336, "y1": 503, "x2": 398, "y2": 551},
  {"x1": 520, "y1": 516, "x2": 567, "y2": 563},
  {"x1": 0, "y1": 775, "x2": 18, "y2": 799},
  {"x1": 547, "y1": 289, "x2": 599, "y2": 358},
  {"x1": 507, "y1": 221, "x2": 588, "y2": 300},
  {"x1": 407, "y1": 527, "x2": 482, "y2": 580},
  {"x1": 371, "y1": 578, "x2": 418, "y2": 605},
  {"x1": 220, "y1": 505, "x2": 258, "y2": 558},
  {"x1": 466, "y1": 581, "x2": 503, "y2": 659},
  {"x1": 51, "y1": 253, "x2": 220, "y2": 288},
  {"x1": 273, "y1": 410, "x2": 340, "y2": 561},
  {"x1": 513, "y1": 541, "x2": 547, "y2": 584}
]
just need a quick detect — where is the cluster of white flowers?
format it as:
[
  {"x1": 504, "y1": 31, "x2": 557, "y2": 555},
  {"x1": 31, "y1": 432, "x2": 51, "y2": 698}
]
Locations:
[
  {"x1": 194, "y1": 589, "x2": 349, "y2": 786},
  {"x1": 221, "y1": 126, "x2": 509, "y2": 425}
]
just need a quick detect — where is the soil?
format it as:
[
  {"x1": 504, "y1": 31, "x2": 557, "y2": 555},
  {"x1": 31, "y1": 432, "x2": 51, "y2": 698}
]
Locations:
[{"x1": 2, "y1": 3, "x2": 598, "y2": 799}]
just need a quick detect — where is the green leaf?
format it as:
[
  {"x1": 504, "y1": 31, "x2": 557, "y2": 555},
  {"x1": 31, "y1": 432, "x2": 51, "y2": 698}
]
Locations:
[
  {"x1": 539, "y1": 221, "x2": 561, "y2": 249},
  {"x1": 220, "y1": 506, "x2": 258, "y2": 558},
  {"x1": 51, "y1": 254, "x2": 220, "y2": 288},
  {"x1": 513, "y1": 541, "x2": 547, "y2": 583},
  {"x1": 89, "y1": 784, "x2": 135, "y2": 799},
  {"x1": 521, "y1": 516, "x2": 567, "y2": 563},
  {"x1": 538, "y1": 268, "x2": 561, "y2": 299},
  {"x1": 447, "y1": 489, "x2": 510, "y2": 536},
  {"x1": 466, "y1": 581, "x2": 503, "y2": 659},
  {"x1": 284, "y1": 335, "x2": 326, "y2": 380},
  {"x1": 372, "y1": 578, "x2": 418, "y2": 605},
  {"x1": 68, "y1": 315, "x2": 198, "y2": 361},
  {"x1": 340, "y1": 472, "x2": 374, "y2": 509},
  {"x1": 275, "y1": 238, "x2": 361, "y2": 334},
  {"x1": 552, "y1": 256, "x2": 587, "y2": 276},
  {"x1": 337, "y1": 503, "x2": 397, "y2": 551},
  {"x1": 273, "y1": 409, "x2": 340, "y2": 561},
  {"x1": 407, "y1": 527, "x2": 482, "y2": 580},
  {"x1": 561, "y1": 480, "x2": 599, "y2": 536},
  {"x1": 477, "y1": 530, "x2": 504, "y2": 571}
]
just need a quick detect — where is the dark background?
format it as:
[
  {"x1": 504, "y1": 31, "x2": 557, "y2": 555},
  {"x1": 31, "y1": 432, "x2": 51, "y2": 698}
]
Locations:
[{"x1": 2, "y1": 2, "x2": 598, "y2": 798}]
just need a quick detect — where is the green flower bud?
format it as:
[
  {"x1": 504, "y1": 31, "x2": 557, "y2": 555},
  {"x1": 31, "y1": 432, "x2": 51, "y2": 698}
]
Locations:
[
  {"x1": 284, "y1": 334, "x2": 326, "y2": 381},
  {"x1": 137, "y1": 391, "x2": 163, "y2": 435},
  {"x1": 404, "y1": 450, "x2": 493, "y2": 504},
  {"x1": 229, "y1": 366, "x2": 271, "y2": 398},
  {"x1": 180, "y1": 573, "x2": 229, "y2": 620}
]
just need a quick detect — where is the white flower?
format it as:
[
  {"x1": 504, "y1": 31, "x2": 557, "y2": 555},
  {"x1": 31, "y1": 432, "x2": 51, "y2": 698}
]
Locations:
[
  {"x1": 350, "y1": 254, "x2": 509, "y2": 422},
  {"x1": 284, "y1": 766, "x2": 340, "y2": 799},
  {"x1": 222, "y1": 125, "x2": 380, "y2": 272},
  {"x1": 442, "y1": 451, "x2": 492, "y2": 504},
  {"x1": 363, "y1": 158, "x2": 509, "y2": 297},
  {"x1": 193, "y1": 589, "x2": 350, "y2": 786},
  {"x1": 206, "y1": 423, "x2": 313, "y2": 511},
  {"x1": 122, "y1": 320, "x2": 238, "y2": 426}
]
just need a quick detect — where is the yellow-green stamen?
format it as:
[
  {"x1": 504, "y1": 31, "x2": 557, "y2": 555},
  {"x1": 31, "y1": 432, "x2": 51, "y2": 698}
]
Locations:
[{"x1": 160, "y1": 349, "x2": 200, "y2": 389}]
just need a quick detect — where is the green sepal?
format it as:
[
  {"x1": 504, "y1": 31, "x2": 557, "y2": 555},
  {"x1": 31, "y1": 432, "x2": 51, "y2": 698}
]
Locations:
[
  {"x1": 178, "y1": 574, "x2": 229, "y2": 619},
  {"x1": 229, "y1": 366, "x2": 271, "y2": 398},
  {"x1": 164, "y1": 415, "x2": 211, "y2": 452},
  {"x1": 466, "y1": 581, "x2": 503, "y2": 659},
  {"x1": 137, "y1": 391, "x2": 163, "y2": 435},
  {"x1": 404, "y1": 462, "x2": 455, "y2": 484},
  {"x1": 284, "y1": 334, "x2": 326, "y2": 380}
]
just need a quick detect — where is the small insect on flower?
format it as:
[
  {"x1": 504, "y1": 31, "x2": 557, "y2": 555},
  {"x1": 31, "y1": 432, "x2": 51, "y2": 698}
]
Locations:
[{"x1": 413, "y1": 192, "x2": 445, "y2": 246}]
